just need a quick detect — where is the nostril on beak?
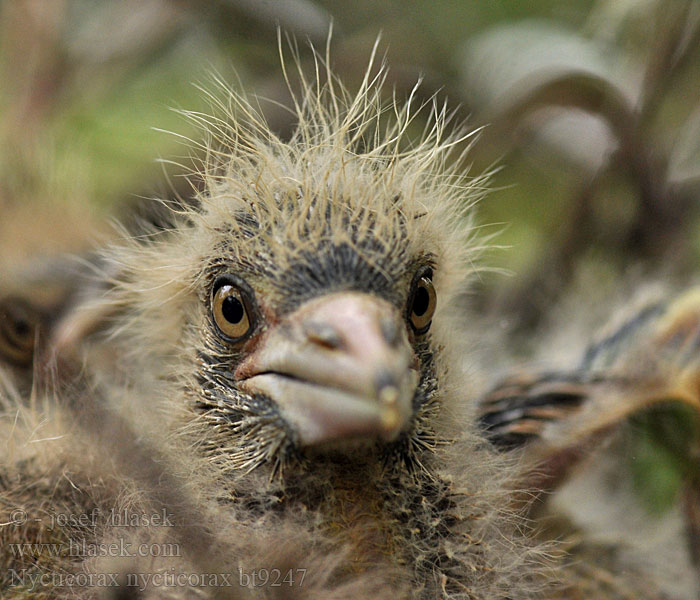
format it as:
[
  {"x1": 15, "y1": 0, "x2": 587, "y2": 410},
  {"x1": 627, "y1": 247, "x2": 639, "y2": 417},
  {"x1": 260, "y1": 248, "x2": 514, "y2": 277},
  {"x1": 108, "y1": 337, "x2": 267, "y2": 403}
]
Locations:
[
  {"x1": 380, "y1": 317, "x2": 400, "y2": 347},
  {"x1": 303, "y1": 321, "x2": 343, "y2": 350}
]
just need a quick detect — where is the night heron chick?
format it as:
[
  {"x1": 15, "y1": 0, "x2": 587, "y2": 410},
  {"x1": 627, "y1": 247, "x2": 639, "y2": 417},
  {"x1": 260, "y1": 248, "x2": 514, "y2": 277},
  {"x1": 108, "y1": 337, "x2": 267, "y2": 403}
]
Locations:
[
  {"x1": 1, "y1": 48, "x2": 549, "y2": 599},
  {"x1": 4, "y1": 44, "x2": 697, "y2": 597}
]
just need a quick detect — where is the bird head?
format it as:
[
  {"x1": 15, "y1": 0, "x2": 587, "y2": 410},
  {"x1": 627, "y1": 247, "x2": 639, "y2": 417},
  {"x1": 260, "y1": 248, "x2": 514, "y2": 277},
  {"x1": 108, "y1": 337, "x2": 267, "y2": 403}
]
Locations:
[
  {"x1": 192, "y1": 183, "x2": 441, "y2": 472},
  {"x1": 93, "y1": 55, "x2": 481, "y2": 477}
]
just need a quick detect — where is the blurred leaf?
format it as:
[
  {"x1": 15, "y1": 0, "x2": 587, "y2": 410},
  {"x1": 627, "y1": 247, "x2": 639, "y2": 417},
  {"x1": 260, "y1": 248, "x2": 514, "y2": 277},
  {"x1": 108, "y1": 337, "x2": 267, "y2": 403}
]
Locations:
[
  {"x1": 459, "y1": 21, "x2": 640, "y2": 172},
  {"x1": 520, "y1": 111, "x2": 616, "y2": 174},
  {"x1": 461, "y1": 21, "x2": 628, "y2": 106}
]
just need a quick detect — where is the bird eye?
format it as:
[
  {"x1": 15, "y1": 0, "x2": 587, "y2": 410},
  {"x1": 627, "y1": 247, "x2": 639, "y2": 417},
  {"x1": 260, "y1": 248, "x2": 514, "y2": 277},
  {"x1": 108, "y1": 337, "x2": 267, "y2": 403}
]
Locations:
[
  {"x1": 408, "y1": 269, "x2": 436, "y2": 334},
  {"x1": 0, "y1": 297, "x2": 39, "y2": 367},
  {"x1": 212, "y1": 279, "x2": 254, "y2": 341}
]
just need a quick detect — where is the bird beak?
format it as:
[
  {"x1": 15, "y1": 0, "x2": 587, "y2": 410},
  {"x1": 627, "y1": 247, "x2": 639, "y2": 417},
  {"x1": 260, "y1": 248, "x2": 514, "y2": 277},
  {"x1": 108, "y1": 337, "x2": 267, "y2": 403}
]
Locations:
[{"x1": 237, "y1": 292, "x2": 419, "y2": 447}]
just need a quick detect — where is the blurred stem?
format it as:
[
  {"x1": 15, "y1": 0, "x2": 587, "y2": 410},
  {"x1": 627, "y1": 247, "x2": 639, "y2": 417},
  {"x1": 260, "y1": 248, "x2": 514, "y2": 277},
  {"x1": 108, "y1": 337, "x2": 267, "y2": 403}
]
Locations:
[{"x1": 638, "y1": 0, "x2": 700, "y2": 126}]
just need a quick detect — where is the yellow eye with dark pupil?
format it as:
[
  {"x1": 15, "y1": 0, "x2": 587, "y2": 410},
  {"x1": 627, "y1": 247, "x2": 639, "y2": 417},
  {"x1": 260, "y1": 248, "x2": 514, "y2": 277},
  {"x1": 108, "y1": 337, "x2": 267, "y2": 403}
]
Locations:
[
  {"x1": 212, "y1": 284, "x2": 252, "y2": 340},
  {"x1": 409, "y1": 276, "x2": 436, "y2": 333},
  {"x1": 412, "y1": 286, "x2": 430, "y2": 317},
  {"x1": 222, "y1": 295, "x2": 244, "y2": 324}
]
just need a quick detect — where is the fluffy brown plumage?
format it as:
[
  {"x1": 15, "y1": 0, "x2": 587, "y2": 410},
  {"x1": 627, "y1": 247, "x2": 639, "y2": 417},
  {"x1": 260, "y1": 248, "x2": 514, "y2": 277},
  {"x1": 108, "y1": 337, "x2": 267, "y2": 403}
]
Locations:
[
  {"x1": 479, "y1": 287, "x2": 700, "y2": 475},
  {"x1": 5, "y1": 40, "x2": 697, "y2": 600},
  {"x1": 1, "y1": 45, "x2": 551, "y2": 599},
  {"x1": 478, "y1": 287, "x2": 700, "y2": 598}
]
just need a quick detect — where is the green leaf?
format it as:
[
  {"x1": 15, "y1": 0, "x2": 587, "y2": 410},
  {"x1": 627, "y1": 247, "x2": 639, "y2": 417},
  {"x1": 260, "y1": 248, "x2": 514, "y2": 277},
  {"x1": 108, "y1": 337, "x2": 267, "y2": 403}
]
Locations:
[{"x1": 628, "y1": 403, "x2": 700, "y2": 515}]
